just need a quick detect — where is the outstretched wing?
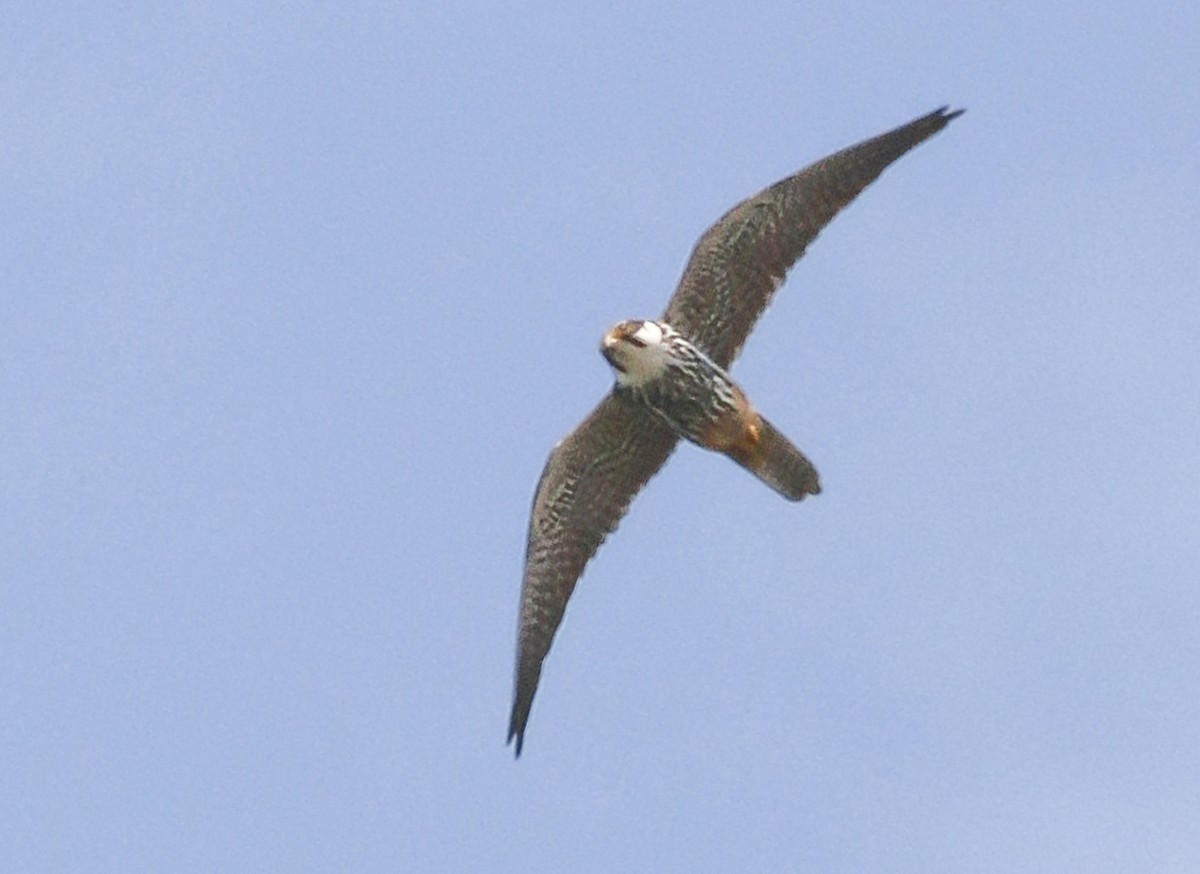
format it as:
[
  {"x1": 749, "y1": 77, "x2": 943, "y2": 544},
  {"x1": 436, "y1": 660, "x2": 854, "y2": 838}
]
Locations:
[
  {"x1": 509, "y1": 391, "x2": 678, "y2": 756},
  {"x1": 663, "y1": 106, "x2": 963, "y2": 369}
]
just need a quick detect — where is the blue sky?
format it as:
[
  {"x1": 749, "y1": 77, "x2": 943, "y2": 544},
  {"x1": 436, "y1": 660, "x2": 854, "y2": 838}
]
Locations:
[{"x1": 3, "y1": 2, "x2": 1198, "y2": 871}]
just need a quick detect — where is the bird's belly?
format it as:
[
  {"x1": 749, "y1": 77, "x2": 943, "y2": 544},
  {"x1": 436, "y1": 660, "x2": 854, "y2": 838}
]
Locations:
[{"x1": 634, "y1": 371, "x2": 750, "y2": 451}]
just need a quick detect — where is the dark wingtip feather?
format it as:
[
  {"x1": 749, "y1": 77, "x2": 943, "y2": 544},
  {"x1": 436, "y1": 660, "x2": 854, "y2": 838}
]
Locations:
[{"x1": 507, "y1": 690, "x2": 530, "y2": 759}]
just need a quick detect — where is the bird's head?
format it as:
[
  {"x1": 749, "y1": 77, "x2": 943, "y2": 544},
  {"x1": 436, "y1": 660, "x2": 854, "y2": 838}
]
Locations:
[{"x1": 600, "y1": 319, "x2": 671, "y2": 386}]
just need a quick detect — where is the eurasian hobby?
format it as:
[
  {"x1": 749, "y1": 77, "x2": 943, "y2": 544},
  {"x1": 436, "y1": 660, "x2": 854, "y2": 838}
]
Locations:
[{"x1": 509, "y1": 106, "x2": 962, "y2": 756}]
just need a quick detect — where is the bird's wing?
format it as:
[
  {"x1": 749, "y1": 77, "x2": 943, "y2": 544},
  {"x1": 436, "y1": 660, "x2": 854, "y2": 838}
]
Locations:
[
  {"x1": 509, "y1": 391, "x2": 678, "y2": 756},
  {"x1": 663, "y1": 106, "x2": 962, "y2": 369}
]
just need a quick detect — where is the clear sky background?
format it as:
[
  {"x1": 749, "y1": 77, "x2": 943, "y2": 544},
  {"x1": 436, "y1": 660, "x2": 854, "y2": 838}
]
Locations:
[{"x1": 4, "y1": 2, "x2": 1198, "y2": 871}]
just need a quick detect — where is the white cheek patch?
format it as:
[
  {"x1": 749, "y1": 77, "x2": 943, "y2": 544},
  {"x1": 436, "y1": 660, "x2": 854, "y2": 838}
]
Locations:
[
  {"x1": 633, "y1": 321, "x2": 664, "y2": 346},
  {"x1": 616, "y1": 341, "x2": 671, "y2": 387}
]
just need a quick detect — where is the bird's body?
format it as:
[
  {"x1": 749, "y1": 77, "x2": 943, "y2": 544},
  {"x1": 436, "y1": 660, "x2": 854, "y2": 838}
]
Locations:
[
  {"x1": 509, "y1": 107, "x2": 963, "y2": 756},
  {"x1": 603, "y1": 319, "x2": 819, "y2": 501},
  {"x1": 603, "y1": 319, "x2": 745, "y2": 453}
]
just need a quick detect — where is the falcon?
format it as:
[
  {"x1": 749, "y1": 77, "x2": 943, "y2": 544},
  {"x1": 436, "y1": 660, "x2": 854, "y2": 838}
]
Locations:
[{"x1": 509, "y1": 106, "x2": 962, "y2": 756}]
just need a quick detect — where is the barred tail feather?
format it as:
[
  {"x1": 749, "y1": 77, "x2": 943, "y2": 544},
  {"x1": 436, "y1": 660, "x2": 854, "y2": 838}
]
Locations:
[{"x1": 728, "y1": 415, "x2": 821, "y2": 501}]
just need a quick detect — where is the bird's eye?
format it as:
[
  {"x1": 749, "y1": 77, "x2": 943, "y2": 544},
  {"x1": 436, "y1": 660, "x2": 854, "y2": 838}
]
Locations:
[{"x1": 626, "y1": 335, "x2": 646, "y2": 348}]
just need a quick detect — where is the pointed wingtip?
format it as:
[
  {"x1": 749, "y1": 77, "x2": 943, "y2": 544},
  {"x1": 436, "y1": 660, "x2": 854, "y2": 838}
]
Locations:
[
  {"x1": 509, "y1": 657, "x2": 542, "y2": 759},
  {"x1": 507, "y1": 695, "x2": 529, "y2": 759},
  {"x1": 507, "y1": 724, "x2": 525, "y2": 759}
]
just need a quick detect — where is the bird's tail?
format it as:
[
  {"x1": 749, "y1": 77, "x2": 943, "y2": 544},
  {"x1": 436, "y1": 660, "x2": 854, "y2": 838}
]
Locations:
[{"x1": 726, "y1": 414, "x2": 821, "y2": 501}]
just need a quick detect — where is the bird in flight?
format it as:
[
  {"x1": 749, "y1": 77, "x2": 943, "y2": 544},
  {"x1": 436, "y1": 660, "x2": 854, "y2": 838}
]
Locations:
[{"x1": 508, "y1": 106, "x2": 963, "y2": 756}]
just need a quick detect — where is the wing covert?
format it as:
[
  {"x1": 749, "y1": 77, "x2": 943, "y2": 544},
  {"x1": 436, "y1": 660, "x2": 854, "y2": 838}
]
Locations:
[
  {"x1": 663, "y1": 106, "x2": 963, "y2": 368},
  {"x1": 508, "y1": 391, "x2": 678, "y2": 756}
]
